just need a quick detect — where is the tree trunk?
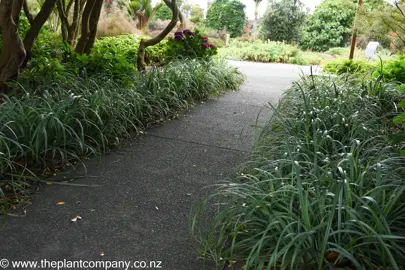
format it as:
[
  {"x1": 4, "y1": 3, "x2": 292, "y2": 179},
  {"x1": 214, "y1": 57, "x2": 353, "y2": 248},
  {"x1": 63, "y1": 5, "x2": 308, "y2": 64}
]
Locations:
[
  {"x1": 23, "y1": 0, "x2": 58, "y2": 53},
  {"x1": 23, "y1": 0, "x2": 34, "y2": 25},
  {"x1": 12, "y1": 0, "x2": 24, "y2": 25},
  {"x1": 58, "y1": 0, "x2": 83, "y2": 46},
  {"x1": 83, "y1": 0, "x2": 103, "y2": 54},
  {"x1": 75, "y1": 0, "x2": 96, "y2": 54},
  {"x1": 137, "y1": 0, "x2": 179, "y2": 71},
  {"x1": 136, "y1": 10, "x2": 148, "y2": 31},
  {"x1": 57, "y1": 0, "x2": 70, "y2": 42},
  {"x1": 0, "y1": 0, "x2": 26, "y2": 95},
  {"x1": 68, "y1": 0, "x2": 82, "y2": 46},
  {"x1": 177, "y1": 9, "x2": 185, "y2": 31}
]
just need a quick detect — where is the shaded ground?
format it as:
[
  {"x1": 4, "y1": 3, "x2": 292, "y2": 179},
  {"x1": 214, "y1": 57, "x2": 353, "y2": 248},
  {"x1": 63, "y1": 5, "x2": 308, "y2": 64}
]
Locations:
[{"x1": 0, "y1": 62, "x2": 310, "y2": 270}]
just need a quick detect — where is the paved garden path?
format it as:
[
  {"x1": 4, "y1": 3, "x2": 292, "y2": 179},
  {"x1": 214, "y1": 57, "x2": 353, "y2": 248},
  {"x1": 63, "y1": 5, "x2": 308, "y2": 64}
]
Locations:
[{"x1": 0, "y1": 62, "x2": 310, "y2": 270}]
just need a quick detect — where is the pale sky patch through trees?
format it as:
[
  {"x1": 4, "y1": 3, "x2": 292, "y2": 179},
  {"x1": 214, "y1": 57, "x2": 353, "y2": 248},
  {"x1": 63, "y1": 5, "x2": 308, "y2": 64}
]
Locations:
[
  {"x1": 151, "y1": 0, "x2": 323, "y2": 19},
  {"x1": 151, "y1": 0, "x2": 395, "y2": 20}
]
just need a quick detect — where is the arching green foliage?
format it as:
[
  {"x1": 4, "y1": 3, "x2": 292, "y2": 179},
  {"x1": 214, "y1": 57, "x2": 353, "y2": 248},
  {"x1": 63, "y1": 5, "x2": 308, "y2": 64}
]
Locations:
[
  {"x1": 154, "y1": 0, "x2": 184, "y2": 20},
  {"x1": 301, "y1": 0, "x2": 356, "y2": 52},
  {"x1": 259, "y1": 0, "x2": 307, "y2": 44},
  {"x1": 205, "y1": 0, "x2": 246, "y2": 38},
  {"x1": 155, "y1": 4, "x2": 172, "y2": 20}
]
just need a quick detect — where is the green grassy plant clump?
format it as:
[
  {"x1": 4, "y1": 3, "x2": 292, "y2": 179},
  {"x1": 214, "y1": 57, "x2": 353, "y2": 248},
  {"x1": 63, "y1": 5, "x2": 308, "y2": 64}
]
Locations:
[
  {"x1": 0, "y1": 59, "x2": 245, "y2": 215},
  {"x1": 193, "y1": 76, "x2": 405, "y2": 269},
  {"x1": 323, "y1": 59, "x2": 377, "y2": 75},
  {"x1": 219, "y1": 40, "x2": 327, "y2": 65}
]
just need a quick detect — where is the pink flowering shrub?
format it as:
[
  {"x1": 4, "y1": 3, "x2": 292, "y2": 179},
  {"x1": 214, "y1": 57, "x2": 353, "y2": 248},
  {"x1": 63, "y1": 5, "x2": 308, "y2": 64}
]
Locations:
[{"x1": 165, "y1": 29, "x2": 217, "y2": 60}]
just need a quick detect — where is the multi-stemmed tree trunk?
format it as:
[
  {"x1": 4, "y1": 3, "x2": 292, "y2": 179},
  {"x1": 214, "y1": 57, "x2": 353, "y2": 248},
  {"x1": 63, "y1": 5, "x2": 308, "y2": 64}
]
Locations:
[
  {"x1": 137, "y1": 0, "x2": 179, "y2": 71},
  {"x1": 0, "y1": 0, "x2": 26, "y2": 94},
  {"x1": 57, "y1": 0, "x2": 87, "y2": 47},
  {"x1": 75, "y1": 0, "x2": 103, "y2": 54},
  {"x1": 0, "y1": 0, "x2": 57, "y2": 94},
  {"x1": 23, "y1": 0, "x2": 58, "y2": 59}
]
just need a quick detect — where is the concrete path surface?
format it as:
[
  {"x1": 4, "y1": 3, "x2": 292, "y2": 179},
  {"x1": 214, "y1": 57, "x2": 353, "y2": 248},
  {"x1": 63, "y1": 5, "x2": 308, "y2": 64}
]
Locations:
[{"x1": 0, "y1": 62, "x2": 310, "y2": 270}]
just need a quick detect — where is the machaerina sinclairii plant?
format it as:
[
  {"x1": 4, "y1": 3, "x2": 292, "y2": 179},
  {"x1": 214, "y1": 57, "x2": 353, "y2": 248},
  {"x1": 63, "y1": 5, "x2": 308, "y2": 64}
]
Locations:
[
  {"x1": 0, "y1": 59, "x2": 245, "y2": 216},
  {"x1": 192, "y1": 75, "x2": 405, "y2": 269}
]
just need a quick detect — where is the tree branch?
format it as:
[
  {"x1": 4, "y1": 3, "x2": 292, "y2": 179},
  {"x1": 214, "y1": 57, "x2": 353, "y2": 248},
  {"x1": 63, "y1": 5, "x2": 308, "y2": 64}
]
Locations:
[
  {"x1": 23, "y1": 0, "x2": 58, "y2": 52},
  {"x1": 22, "y1": 0, "x2": 34, "y2": 24},
  {"x1": 137, "y1": 0, "x2": 179, "y2": 71}
]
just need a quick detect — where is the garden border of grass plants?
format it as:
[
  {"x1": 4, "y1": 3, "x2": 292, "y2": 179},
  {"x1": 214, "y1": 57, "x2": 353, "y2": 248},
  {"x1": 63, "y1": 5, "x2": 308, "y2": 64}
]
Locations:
[
  {"x1": 192, "y1": 74, "x2": 405, "y2": 269},
  {"x1": 0, "y1": 58, "x2": 245, "y2": 217}
]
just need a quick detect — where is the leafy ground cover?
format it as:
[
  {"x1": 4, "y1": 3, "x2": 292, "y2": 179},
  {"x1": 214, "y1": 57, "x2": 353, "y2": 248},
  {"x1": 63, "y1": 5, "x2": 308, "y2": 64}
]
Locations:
[{"x1": 193, "y1": 74, "x2": 405, "y2": 269}]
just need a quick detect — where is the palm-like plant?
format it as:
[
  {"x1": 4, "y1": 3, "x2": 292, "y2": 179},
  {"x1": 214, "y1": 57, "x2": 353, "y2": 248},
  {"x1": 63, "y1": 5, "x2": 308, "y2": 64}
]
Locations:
[
  {"x1": 253, "y1": 0, "x2": 262, "y2": 21},
  {"x1": 128, "y1": 0, "x2": 164, "y2": 31}
]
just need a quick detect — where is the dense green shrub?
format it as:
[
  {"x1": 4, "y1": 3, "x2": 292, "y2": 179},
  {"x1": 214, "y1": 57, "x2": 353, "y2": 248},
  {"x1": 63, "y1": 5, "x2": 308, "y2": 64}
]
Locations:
[
  {"x1": 165, "y1": 29, "x2": 218, "y2": 60},
  {"x1": 205, "y1": 0, "x2": 246, "y2": 38},
  {"x1": 323, "y1": 59, "x2": 376, "y2": 75},
  {"x1": 301, "y1": 0, "x2": 355, "y2": 51},
  {"x1": 259, "y1": 0, "x2": 307, "y2": 44},
  {"x1": 193, "y1": 76, "x2": 405, "y2": 269},
  {"x1": 219, "y1": 40, "x2": 325, "y2": 65},
  {"x1": 25, "y1": 34, "x2": 167, "y2": 84},
  {"x1": 0, "y1": 59, "x2": 245, "y2": 214},
  {"x1": 154, "y1": 4, "x2": 172, "y2": 20},
  {"x1": 373, "y1": 56, "x2": 405, "y2": 84}
]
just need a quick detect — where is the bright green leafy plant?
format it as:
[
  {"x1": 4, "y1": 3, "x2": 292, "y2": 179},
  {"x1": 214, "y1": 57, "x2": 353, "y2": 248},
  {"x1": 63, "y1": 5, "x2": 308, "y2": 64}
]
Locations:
[
  {"x1": 323, "y1": 59, "x2": 376, "y2": 75},
  {"x1": 373, "y1": 56, "x2": 405, "y2": 84}
]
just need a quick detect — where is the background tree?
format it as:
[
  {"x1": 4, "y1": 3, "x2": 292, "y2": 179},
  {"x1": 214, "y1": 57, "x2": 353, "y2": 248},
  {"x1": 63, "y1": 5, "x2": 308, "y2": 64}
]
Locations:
[
  {"x1": 253, "y1": 0, "x2": 262, "y2": 21},
  {"x1": 154, "y1": 0, "x2": 183, "y2": 20},
  {"x1": 259, "y1": 0, "x2": 307, "y2": 44},
  {"x1": 356, "y1": 0, "x2": 393, "y2": 48},
  {"x1": 301, "y1": 0, "x2": 356, "y2": 52},
  {"x1": 189, "y1": 4, "x2": 204, "y2": 24},
  {"x1": 182, "y1": 3, "x2": 191, "y2": 18},
  {"x1": 155, "y1": 3, "x2": 171, "y2": 20},
  {"x1": 205, "y1": 0, "x2": 246, "y2": 38}
]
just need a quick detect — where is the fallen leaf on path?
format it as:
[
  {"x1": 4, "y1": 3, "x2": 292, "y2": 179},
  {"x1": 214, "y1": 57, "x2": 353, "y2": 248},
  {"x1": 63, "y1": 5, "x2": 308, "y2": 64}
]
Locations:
[
  {"x1": 71, "y1": 216, "x2": 82, "y2": 222},
  {"x1": 326, "y1": 252, "x2": 339, "y2": 262},
  {"x1": 100, "y1": 252, "x2": 105, "y2": 257},
  {"x1": 192, "y1": 165, "x2": 197, "y2": 168},
  {"x1": 57, "y1": 202, "x2": 65, "y2": 205}
]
